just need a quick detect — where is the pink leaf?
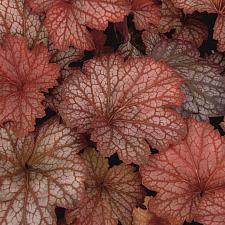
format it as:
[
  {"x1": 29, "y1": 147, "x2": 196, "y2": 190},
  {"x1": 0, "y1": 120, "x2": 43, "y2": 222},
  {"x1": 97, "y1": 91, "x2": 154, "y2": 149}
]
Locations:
[
  {"x1": 59, "y1": 54, "x2": 186, "y2": 164},
  {"x1": 140, "y1": 119, "x2": 225, "y2": 225}
]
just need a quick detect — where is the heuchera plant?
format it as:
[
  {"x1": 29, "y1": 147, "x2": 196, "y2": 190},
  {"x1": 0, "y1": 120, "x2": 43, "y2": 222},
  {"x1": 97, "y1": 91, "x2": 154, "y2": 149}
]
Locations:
[{"x1": 0, "y1": 1, "x2": 225, "y2": 225}]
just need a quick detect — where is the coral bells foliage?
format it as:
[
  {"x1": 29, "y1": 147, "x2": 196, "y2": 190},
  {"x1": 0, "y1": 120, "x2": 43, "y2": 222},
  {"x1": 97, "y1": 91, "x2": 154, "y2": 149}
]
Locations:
[
  {"x1": 0, "y1": 118, "x2": 86, "y2": 225},
  {"x1": 26, "y1": 0, "x2": 131, "y2": 50},
  {"x1": 0, "y1": 35, "x2": 59, "y2": 137},
  {"x1": 59, "y1": 54, "x2": 186, "y2": 164},
  {"x1": 1, "y1": 0, "x2": 225, "y2": 224},
  {"x1": 66, "y1": 149, "x2": 144, "y2": 225},
  {"x1": 140, "y1": 119, "x2": 225, "y2": 225}
]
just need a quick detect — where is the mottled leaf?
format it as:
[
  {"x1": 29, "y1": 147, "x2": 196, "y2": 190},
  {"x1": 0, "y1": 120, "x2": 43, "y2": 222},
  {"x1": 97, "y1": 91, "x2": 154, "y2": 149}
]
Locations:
[
  {"x1": 171, "y1": 0, "x2": 225, "y2": 51},
  {"x1": 131, "y1": 0, "x2": 161, "y2": 30},
  {"x1": 0, "y1": 117, "x2": 86, "y2": 225},
  {"x1": 26, "y1": 0, "x2": 130, "y2": 50},
  {"x1": 59, "y1": 54, "x2": 186, "y2": 164},
  {"x1": 142, "y1": 30, "x2": 225, "y2": 120},
  {"x1": 140, "y1": 119, "x2": 225, "y2": 225},
  {"x1": 66, "y1": 148, "x2": 144, "y2": 225},
  {"x1": 0, "y1": 35, "x2": 59, "y2": 137}
]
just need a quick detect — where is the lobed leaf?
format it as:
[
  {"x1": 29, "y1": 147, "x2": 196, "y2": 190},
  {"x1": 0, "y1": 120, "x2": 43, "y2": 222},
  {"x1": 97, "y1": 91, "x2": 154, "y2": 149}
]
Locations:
[
  {"x1": 0, "y1": 35, "x2": 59, "y2": 137},
  {"x1": 59, "y1": 54, "x2": 186, "y2": 164},
  {"x1": 140, "y1": 119, "x2": 225, "y2": 225},
  {"x1": 26, "y1": 0, "x2": 131, "y2": 50},
  {"x1": 0, "y1": 117, "x2": 86, "y2": 225}
]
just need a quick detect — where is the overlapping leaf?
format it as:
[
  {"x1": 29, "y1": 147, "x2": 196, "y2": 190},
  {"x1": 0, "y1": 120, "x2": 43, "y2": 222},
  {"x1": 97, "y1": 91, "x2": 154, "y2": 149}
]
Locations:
[
  {"x1": 66, "y1": 148, "x2": 144, "y2": 225},
  {"x1": 131, "y1": 0, "x2": 161, "y2": 30},
  {"x1": 59, "y1": 54, "x2": 186, "y2": 164},
  {"x1": 140, "y1": 119, "x2": 225, "y2": 225},
  {"x1": 160, "y1": 0, "x2": 208, "y2": 47},
  {"x1": 171, "y1": 0, "x2": 225, "y2": 51},
  {"x1": 0, "y1": 117, "x2": 86, "y2": 225},
  {"x1": 26, "y1": 0, "x2": 130, "y2": 50},
  {"x1": 132, "y1": 197, "x2": 170, "y2": 225},
  {"x1": 45, "y1": 47, "x2": 84, "y2": 112},
  {"x1": 142, "y1": 30, "x2": 225, "y2": 120},
  {"x1": 0, "y1": 35, "x2": 59, "y2": 137},
  {"x1": 0, "y1": 0, "x2": 48, "y2": 47}
]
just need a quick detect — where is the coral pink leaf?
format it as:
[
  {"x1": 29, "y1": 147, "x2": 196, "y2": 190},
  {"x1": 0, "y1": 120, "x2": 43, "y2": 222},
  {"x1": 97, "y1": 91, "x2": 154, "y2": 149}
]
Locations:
[
  {"x1": 26, "y1": 0, "x2": 131, "y2": 50},
  {"x1": 0, "y1": 35, "x2": 60, "y2": 137},
  {"x1": 142, "y1": 31, "x2": 225, "y2": 120},
  {"x1": 131, "y1": 0, "x2": 161, "y2": 30},
  {"x1": 0, "y1": 117, "x2": 86, "y2": 225},
  {"x1": 59, "y1": 54, "x2": 186, "y2": 164},
  {"x1": 140, "y1": 119, "x2": 225, "y2": 225},
  {"x1": 196, "y1": 190, "x2": 225, "y2": 225},
  {"x1": 0, "y1": 0, "x2": 46, "y2": 47},
  {"x1": 66, "y1": 148, "x2": 144, "y2": 225}
]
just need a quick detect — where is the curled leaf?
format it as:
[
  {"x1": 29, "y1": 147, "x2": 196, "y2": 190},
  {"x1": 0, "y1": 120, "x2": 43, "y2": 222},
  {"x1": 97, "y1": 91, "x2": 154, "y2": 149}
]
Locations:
[
  {"x1": 0, "y1": 117, "x2": 86, "y2": 225},
  {"x1": 0, "y1": 35, "x2": 59, "y2": 137},
  {"x1": 59, "y1": 54, "x2": 186, "y2": 164},
  {"x1": 140, "y1": 119, "x2": 225, "y2": 225}
]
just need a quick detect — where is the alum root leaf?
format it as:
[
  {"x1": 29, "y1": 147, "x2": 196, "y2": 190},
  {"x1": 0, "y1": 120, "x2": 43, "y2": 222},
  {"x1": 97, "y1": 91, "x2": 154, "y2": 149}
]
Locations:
[
  {"x1": 140, "y1": 119, "x2": 225, "y2": 225},
  {"x1": 160, "y1": 0, "x2": 208, "y2": 47},
  {"x1": 66, "y1": 148, "x2": 144, "y2": 225},
  {"x1": 142, "y1": 31, "x2": 225, "y2": 120},
  {"x1": 0, "y1": 0, "x2": 47, "y2": 47},
  {"x1": 0, "y1": 117, "x2": 86, "y2": 225},
  {"x1": 196, "y1": 190, "x2": 225, "y2": 225},
  {"x1": 132, "y1": 197, "x2": 171, "y2": 225},
  {"x1": 131, "y1": 0, "x2": 161, "y2": 30},
  {"x1": 0, "y1": 35, "x2": 59, "y2": 137},
  {"x1": 26, "y1": 0, "x2": 130, "y2": 50},
  {"x1": 171, "y1": 0, "x2": 225, "y2": 51},
  {"x1": 59, "y1": 54, "x2": 186, "y2": 164}
]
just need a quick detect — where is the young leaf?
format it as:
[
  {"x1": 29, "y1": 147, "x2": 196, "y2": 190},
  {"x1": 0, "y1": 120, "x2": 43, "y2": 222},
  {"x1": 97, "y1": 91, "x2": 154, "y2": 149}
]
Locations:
[
  {"x1": 66, "y1": 148, "x2": 144, "y2": 225},
  {"x1": 0, "y1": 0, "x2": 46, "y2": 47},
  {"x1": 0, "y1": 117, "x2": 86, "y2": 225},
  {"x1": 59, "y1": 54, "x2": 186, "y2": 164},
  {"x1": 140, "y1": 119, "x2": 225, "y2": 225},
  {"x1": 196, "y1": 190, "x2": 225, "y2": 225},
  {"x1": 132, "y1": 196, "x2": 171, "y2": 225},
  {"x1": 0, "y1": 35, "x2": 59, "y2": 137},
  {"x1": 26, "y1": 0, "x2": 131, "y2": 50},
  {"x1": 131, "y1": 0, "x2": 161, "y2": 30},
  {"x1": 160, "y1": 0, "x2": 208, "y2": 47},
  {"x1": 171, "y1": 0, "x2": 225, "y2": 51},
  {"x1": 142, "y1": 31, "x2": 225, "y2": 120}
]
